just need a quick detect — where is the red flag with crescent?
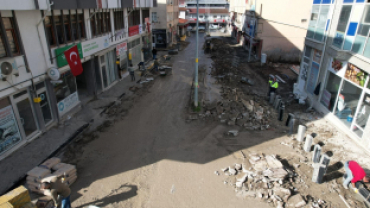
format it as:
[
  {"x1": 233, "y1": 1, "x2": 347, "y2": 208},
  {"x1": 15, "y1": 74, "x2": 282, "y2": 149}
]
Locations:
[{"x1": 64, "y1": 45, "x2": 83, "y2": 76}]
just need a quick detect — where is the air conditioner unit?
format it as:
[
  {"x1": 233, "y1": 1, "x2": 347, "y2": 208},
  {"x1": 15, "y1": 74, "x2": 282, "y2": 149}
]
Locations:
[{"x1": 0, "y1": 61, "x2": 13, "y2": 81}]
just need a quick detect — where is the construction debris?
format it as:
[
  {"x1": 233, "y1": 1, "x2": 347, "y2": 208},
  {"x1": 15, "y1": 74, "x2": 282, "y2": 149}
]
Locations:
[{"x1": 216, "y1": 152, "x2": 339, "y2": 208}]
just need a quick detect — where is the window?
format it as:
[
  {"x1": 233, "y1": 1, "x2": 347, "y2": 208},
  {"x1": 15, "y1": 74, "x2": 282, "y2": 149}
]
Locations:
[
  {"x1": 142, "y1": 9, "x2": 150, "y2": 24},
  {"x1": 152, "y1": 12, "x2": 158, "y2": 22},
  {"x1": 0, "y1": 15, "x2": 21, "y2": 57},
  {"x1": 44, "y1": 10, "x2": 85, "y2": 46},
  {"x1": 332, "y1": 5, "x2": 352, "y2": 48},
  {"x1": 128, "y1": 10, "x2": 140, "y2": 27},
  {"x1": 352, "y1": 5, "x2": 370, "y2": 58},
  {"x1": 53, "y1": 71, "x2": 77, "y2": 103},
  {"x1": 70, "y1": 12, "x2": 85, "y2": 40},
  {"x1": 114, "y1": 9, "x2": 124, "y2": 31},
  {"x1": 306, "y1": 5, "x2": 330, "y2": 42}
]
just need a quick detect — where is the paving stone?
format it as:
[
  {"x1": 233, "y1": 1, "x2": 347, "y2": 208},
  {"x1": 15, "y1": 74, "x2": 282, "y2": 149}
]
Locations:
[{"x1": 265, "y1": 155, "x2": 283, "y2": 169}]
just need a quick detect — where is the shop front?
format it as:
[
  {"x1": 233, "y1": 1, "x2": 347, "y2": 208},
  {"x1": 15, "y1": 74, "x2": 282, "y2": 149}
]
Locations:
[
  {"x1": 128, "y1": 37, "x2": 142, "y2": 66},
  {"x1": 320, "y1": 57, "x2": 370, "y2": 141},
  {"x1": 152, "y1": 29, "x2": 167, "y2": 48},
  {"x1": 0, "y1": 79, "x2": 56, "y2": 156}
]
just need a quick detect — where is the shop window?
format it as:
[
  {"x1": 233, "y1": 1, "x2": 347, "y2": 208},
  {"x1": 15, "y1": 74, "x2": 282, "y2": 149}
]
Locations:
[
  {"x1": 353, "y1": 94, "x2": 370, "y2": 137},
  {"x1": 321, "y1": 71, "x2": 341, "y2": 111},
  {"x1": 335, "y1": 80, "x2": 362, "y2": 127},
  {"x1": 333, "y1": 5, "x2": 352, "y2": 48},
  {"x1": 53, "y1": 72, "x2": 77, "y2": 103},
  {"x1": 0, "y1": 98, "x2": 21, "y2": 155}
]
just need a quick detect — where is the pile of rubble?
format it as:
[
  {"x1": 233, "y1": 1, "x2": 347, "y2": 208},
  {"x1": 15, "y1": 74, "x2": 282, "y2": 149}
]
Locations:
[{"x1": 216, "y1": 152, "x2": 330, "y2": 208}]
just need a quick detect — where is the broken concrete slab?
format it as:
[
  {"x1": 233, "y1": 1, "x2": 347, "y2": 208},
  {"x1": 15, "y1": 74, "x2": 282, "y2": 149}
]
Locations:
[
  {"x1": 265, "y1": 155, "x2": 283, "y2": 169},
  {"x1": 286, "y1": 194, "x2": 306, "y2": 208}
]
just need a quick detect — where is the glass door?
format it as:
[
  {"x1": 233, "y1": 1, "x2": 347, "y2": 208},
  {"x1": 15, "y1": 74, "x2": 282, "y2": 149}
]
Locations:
[
  {"x1": 352, "y1": 93, "x2": 370, "y2": 138},
  {"x1": 12, "y1": 90, "x2": 39, "y2": 139},
  {"x1": 35, "y1": 82, "x2": 53, "y2": 126},
  {"x1": 99, "y1": 50, "x2": 118, "y2": 90}
]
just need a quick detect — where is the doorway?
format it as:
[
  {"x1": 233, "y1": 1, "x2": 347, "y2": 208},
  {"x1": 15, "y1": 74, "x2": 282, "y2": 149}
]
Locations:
[{"x1": 11, "y1": 90, "x2": 39, "y2": 139}]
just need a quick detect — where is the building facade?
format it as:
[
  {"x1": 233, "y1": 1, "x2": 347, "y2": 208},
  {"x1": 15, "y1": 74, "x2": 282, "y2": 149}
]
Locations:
[
  {"x1": 298, "y1": 0, "x2": 370, "y2": 150},
  {"x1": 184, "y1": 0, "x2": 230, "y2": 31},
  {"x1": 151, "y1": 0, "x2": 179, "y2": 48},
  {"x1": 0, "y1": 0, "x2": 154, "y2": 159},
  {"x1": 230, "y1": 0, "x2": 311, "y2": 62}
]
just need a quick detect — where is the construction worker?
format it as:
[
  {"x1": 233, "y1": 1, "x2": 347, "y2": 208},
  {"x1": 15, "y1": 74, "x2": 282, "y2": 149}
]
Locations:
[
  {"x1": 40, "y1": 176, "x2": 71, "y2": 208},
  {"x1": 343, "y1": 160, "x2": 370, "y2": 191},
  {"x1": 268, "y1": 75, "x2": 279, "y2": 97}
]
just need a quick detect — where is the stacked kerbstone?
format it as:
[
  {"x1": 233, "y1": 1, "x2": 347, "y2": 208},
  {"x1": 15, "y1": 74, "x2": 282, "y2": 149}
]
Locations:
[{"x1": 26, "y1": 158, "x2": 77, "y2": 195}]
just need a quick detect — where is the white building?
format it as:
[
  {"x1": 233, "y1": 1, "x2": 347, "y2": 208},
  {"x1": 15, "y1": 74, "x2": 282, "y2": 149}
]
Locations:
[
  {"x1": 298, "y1": 0, "x2": 370, "y2": 151},
  {"x1": 0, "y1": 0, "x2": 154, "y2": 159}
]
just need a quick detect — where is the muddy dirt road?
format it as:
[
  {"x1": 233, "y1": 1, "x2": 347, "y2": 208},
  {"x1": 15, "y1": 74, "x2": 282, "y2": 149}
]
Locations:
[{"x1": 65, "y1": 33, "x2": 270, "y2": 208}]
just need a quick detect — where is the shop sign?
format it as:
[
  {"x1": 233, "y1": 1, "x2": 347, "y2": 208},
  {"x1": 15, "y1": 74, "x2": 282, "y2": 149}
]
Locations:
[
  {"x1": 321, "y1": 89, "x2": 331, "y2": 108},
  {"x1": 129, "y1": 25, "x2": 140, "y2": 37},
  {"x1": 0, "y1": 106, "x2": 21, "y2": 155},
  {"x1": 55, "y1": 43, "x2": 83, "y2": 68},
  {"x1": 345, "y1": 63, "x2": 368, "y2": 87},
  {"x1": 328, "y1": 57, "x2": 347, "y2": 77},
  {"x1": 81, "y1": 36, "x2": 110, "y2": 57},
  {"x1": 116, "y1": 42, "x2": 127, "y2": 56},
  {"x1": 57, "y1": 92, "x2": 79, "y2": 115},
  {"x1": 307, "y1": 62, "x2": 320, "y2": 95}
]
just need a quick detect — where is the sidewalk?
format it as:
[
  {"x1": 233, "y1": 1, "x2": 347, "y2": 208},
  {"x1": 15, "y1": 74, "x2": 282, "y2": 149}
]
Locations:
[{"x1": 0, "y1": 61, "x2": 156, "y2": 195}]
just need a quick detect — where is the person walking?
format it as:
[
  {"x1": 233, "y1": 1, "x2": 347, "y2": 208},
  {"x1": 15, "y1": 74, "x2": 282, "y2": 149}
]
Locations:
[
  {"x1": 152, "y1": 48, "x2": 157, "y2": 60},
  {"x1": 268, "y1": 75, "x2": 279, "y2": 97},
  {"x1": 40, "y1": 176, "x2": 71, "y2": 208},
  {"x1": 343, "y1": 160, "x2": 370, "y2": 191},
  {"x1": 128, "y1": 64, "x2": 135, "y2": 81},
  {"x1": 154, "y1": 58, "x2": 159, "y2": 73}
]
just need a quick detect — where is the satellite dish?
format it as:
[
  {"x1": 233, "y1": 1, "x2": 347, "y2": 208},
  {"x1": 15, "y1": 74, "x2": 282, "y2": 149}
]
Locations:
[
  {"x1": 1, "y1": 62, "x2": 13, "y2": 75},
  {"x1": 47, "y1": 68, "x2": 60, "y2": 81}
]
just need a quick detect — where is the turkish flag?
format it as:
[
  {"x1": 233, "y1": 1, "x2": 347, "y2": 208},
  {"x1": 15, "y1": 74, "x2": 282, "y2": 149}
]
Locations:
[{"x1": 64, "y1": 45, "x2": 83, "y2": 76}]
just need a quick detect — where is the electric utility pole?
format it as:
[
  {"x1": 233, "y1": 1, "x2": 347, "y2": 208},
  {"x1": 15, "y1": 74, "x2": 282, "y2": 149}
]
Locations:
[{"x1": 194, "y1": 0, "x2": 199, "y2": 107}]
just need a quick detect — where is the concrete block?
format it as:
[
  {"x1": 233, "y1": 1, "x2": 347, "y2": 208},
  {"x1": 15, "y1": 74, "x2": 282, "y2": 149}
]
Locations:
[
  {"x1": 312, "y1": 163, "x2": 326, "y2": 184},
  {"x1": 296, "y1": 125, "x2": 306, "y2": 143},
  {"x1": 269, "y1": 93, "x2": 275, "y2": 104},
  {"x1": 304, "y1": 135, "x2": 313, "y2": 152},
  {"x1": 312, "y1": 144, "x2": 321, "y2": 163}
]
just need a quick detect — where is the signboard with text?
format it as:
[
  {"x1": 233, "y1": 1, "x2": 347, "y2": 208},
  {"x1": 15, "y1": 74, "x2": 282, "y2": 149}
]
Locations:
[
  {"x1": 129, "y1": 25, "x2": 140, "y2": 37},
  {"x1": 116, "y1": 42, "x2": 127, "y2": 56},
  {"x1": 81, "y1": 36, "x2": 109, "y2": 57},
  {"x1": 57, "y1": 92, "x2": 79, "y2": 116},
  {"x1": 55, "y1": 43, "x2": 83, "y2": 68}
]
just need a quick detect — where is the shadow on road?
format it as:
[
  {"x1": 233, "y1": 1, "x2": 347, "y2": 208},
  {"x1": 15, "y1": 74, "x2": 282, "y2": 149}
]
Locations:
[{"x1": 74, "y1": 184, "x2": 137, "y2": 208}]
